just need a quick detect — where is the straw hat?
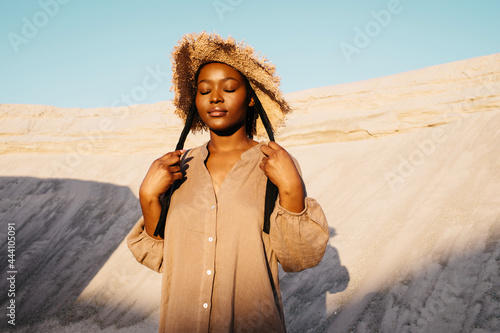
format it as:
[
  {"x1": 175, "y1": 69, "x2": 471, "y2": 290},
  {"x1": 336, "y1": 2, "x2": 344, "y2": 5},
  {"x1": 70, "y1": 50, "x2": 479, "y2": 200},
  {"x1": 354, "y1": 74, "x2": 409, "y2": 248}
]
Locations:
[{"x1": 170, "y1": 31, "x2": 291, "y2": 137}]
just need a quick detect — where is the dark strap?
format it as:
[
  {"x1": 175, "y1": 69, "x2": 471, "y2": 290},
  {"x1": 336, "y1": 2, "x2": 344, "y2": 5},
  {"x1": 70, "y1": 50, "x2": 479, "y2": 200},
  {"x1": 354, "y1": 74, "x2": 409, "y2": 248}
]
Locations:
[
  {"x1": 252, "y1": 92, "x2": 278, "y2": 234},
  {"x1": 154, "y1": 185, "x2": 174, "y2": 237},
  {"x1": 263, "y1": 179, "x2": 279, "y2": 234}
]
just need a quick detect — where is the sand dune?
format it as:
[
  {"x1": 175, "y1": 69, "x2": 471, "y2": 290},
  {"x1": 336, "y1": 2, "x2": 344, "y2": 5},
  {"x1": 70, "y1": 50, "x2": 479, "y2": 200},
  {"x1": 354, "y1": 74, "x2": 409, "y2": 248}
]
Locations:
[{"x1": 0, "y1": 53, "x2": 499, "y2": 332}]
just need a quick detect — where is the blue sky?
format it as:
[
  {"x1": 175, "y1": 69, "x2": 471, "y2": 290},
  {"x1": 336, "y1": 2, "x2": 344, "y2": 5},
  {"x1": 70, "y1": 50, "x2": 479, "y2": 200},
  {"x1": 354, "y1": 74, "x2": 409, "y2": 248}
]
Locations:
[{"x1": 1, "y1": 0, "x2": 499, "y2": 108}]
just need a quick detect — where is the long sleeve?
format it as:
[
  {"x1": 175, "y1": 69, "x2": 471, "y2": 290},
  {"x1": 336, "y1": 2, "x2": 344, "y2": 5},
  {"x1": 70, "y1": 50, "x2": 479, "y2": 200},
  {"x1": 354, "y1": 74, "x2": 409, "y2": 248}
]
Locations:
[
  {"x1": 126, "y1": 217, "x2": 164, "y2": 273},
  {"x1": 269, "y1": 196, "x2": 329, "y2": 272}
]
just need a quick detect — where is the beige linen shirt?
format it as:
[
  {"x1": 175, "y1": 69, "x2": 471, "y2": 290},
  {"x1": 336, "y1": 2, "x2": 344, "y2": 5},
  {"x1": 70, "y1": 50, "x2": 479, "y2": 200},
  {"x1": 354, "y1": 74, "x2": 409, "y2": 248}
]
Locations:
[{"x1": 127, "y1": 142, "x2": 329, "y2": 332}]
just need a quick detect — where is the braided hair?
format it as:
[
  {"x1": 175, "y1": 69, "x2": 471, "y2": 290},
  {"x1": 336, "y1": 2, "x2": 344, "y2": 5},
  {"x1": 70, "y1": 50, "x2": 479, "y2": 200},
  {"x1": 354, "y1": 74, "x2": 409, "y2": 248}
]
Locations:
[{"x1": 154, "y1": 72, "x2": 279, "y2": 237}]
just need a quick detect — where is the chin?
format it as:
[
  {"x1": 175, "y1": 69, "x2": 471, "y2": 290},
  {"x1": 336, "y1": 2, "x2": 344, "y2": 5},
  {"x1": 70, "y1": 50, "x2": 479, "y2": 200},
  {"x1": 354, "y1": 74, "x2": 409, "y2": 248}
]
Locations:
[{"x1": 208, "y1": 123, "x2": 245, "y2": 137}]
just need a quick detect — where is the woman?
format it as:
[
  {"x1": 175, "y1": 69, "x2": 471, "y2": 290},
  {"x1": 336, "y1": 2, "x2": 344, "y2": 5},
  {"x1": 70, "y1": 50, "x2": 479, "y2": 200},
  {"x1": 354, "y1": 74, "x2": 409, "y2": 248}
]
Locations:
[{"x1": 127, "y1": 32, "x2": 329, "y2": 332}]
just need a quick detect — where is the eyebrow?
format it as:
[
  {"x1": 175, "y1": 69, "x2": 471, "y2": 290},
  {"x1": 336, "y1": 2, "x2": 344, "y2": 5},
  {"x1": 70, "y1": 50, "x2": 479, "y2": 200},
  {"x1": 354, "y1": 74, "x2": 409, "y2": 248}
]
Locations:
[{"x1": 197, "y1": 77, "x2": 240, "y2": 84}]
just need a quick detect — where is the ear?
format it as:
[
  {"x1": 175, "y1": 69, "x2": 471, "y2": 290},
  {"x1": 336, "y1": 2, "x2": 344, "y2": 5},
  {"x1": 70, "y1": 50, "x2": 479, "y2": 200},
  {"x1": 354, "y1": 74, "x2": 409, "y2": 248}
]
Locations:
[{"x1": 248, "y1": 97, "x2": 255, "y2": 107}]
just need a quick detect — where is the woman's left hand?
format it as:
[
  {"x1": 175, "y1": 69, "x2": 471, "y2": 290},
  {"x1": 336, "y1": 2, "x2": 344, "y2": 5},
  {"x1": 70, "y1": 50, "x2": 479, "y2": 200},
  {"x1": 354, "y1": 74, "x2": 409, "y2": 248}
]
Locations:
[{"x1": 260, "y1": 141, "x2": 305, "y2": 212}]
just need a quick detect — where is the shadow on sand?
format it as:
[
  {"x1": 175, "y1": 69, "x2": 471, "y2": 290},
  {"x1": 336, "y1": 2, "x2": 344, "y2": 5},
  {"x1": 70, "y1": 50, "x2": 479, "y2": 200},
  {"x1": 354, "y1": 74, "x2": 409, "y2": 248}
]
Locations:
[
  {"x1": 279, "y1": 227, "x2": 350, "y2": 333},
  {"x1": 0, "y1": 177, "x2": 141, "y2": 330}
]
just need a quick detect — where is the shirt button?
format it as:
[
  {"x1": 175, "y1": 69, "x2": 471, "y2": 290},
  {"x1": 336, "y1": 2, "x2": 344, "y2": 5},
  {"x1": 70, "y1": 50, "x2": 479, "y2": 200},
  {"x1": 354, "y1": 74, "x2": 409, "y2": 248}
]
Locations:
[
  {"x1": 207, "y1": 270, "x2": 212, "y2": 275},
  {"x1": 203, "y1": 303, "x2": 208, "y2": 309},
  {"x1": 208, "y1": 237, "x2": 213, "y2": 242},
  {"x1": 211, "y1": 205, "x2": 215, "y2": 210}
]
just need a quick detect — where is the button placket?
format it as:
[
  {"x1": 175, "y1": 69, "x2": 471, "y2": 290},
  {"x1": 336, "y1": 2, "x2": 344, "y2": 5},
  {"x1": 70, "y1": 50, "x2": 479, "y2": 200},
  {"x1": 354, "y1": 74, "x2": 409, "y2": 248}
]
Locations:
[{"x1": 203, "y1": 197, "x2": 216, "y2": 316}]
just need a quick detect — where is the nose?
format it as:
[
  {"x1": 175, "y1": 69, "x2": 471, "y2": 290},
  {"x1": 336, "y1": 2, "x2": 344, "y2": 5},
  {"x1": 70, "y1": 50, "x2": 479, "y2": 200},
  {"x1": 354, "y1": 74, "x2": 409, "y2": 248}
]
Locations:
[{"x1": 210, "y1": 90, "x2": 223, "y2": 103}]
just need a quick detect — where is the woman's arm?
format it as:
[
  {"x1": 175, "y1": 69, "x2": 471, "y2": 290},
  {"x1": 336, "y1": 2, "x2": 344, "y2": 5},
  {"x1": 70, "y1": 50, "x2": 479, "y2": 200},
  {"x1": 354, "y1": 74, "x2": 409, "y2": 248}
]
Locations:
[
  {"x1": 260, "y1": 142, "x2": 329, "y2": 271},
  {"x1": 139, "y1": 150, "x2": 185, "y2": 239},
  {"x1": 126, "y1": 150, "x2": 186, "y2": 272}
]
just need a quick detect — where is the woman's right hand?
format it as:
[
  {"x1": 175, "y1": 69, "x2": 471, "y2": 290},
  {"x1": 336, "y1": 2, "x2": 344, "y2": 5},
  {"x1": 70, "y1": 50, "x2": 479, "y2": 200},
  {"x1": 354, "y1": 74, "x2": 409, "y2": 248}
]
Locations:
[
  {"x1": 139, "y1": 150, "x2": 186, "y2": 239},
  {"x1": 139, "y1": 150, "x2": 186, "y2": 200}
]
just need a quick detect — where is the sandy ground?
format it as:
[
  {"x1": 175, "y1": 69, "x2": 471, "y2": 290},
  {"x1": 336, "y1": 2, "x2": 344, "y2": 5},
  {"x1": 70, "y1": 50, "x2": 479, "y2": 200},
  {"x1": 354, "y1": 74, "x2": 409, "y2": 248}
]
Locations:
[{"x1": 0, "y1": 53, "x2": 499, "y2": 332}]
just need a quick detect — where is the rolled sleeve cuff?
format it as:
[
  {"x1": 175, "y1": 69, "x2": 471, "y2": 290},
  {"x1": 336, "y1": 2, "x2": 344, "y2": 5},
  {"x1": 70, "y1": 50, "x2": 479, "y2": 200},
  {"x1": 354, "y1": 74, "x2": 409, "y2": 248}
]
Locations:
[
  {"x1": 271, "y1": 197, "x2": 329, "y2": 272},
  {"x1": 127, "y1": 217, "x2": 164, "y2": 273}
]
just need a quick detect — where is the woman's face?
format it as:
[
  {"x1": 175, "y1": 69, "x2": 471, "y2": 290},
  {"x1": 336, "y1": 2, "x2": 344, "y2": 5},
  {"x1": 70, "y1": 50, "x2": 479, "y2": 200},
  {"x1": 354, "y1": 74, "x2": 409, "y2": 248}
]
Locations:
[{"x1": 195, "y1": 62, "x2": 254, "y2": 135}]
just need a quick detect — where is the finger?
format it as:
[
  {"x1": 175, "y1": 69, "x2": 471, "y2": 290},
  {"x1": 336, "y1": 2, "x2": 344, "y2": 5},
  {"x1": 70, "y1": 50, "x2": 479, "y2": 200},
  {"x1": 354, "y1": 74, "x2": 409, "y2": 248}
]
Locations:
[
  {"x1": 162, "y1": 153, "x2": 183, "y2": 167},
  {"x1": 158, "y1": 149, "x2": 185, "y2": 161},
  {"x1": 175, "y1": 149, "x2": 186, "y2": 155},
  {"x1": 169, "y1": 150, "x2": 187, "y2": 165},
  {"x1": 260, "y1": 144, "x2": 274, "y2": 157},
  {"x1": 157, "y1": 153, "x2": 174, "y2": 164},
  {"x1": 267, "y1": 141, "x2": 282, "y2": 151},
  {"x1": 171, "y1": 171, "x2": 184, "y2": 181},
  {"x1": 168, "y1": 165, "x2": 181, "y2": 173}
]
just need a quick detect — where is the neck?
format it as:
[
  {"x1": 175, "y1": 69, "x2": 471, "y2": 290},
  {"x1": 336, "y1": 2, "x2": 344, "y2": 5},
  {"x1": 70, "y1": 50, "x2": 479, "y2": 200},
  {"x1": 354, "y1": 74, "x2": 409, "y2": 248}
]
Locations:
[{"x1": 208, "y1": 126, "x2": 255, "y2": 153}]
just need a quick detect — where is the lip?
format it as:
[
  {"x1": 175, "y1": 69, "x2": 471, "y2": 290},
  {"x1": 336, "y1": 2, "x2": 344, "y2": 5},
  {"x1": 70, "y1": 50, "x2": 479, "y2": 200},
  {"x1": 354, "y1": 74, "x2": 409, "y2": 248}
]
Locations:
[{"x1": 208, "y1": 108, "x2": 227, "y2": 117}]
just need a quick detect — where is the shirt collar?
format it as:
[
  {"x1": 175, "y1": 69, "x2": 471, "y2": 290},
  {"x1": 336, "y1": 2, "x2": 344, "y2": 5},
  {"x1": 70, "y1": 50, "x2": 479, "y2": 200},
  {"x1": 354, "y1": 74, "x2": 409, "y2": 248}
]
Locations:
[{"x1": 200, "y1": 141, "x2": 266, "y2": 161}]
